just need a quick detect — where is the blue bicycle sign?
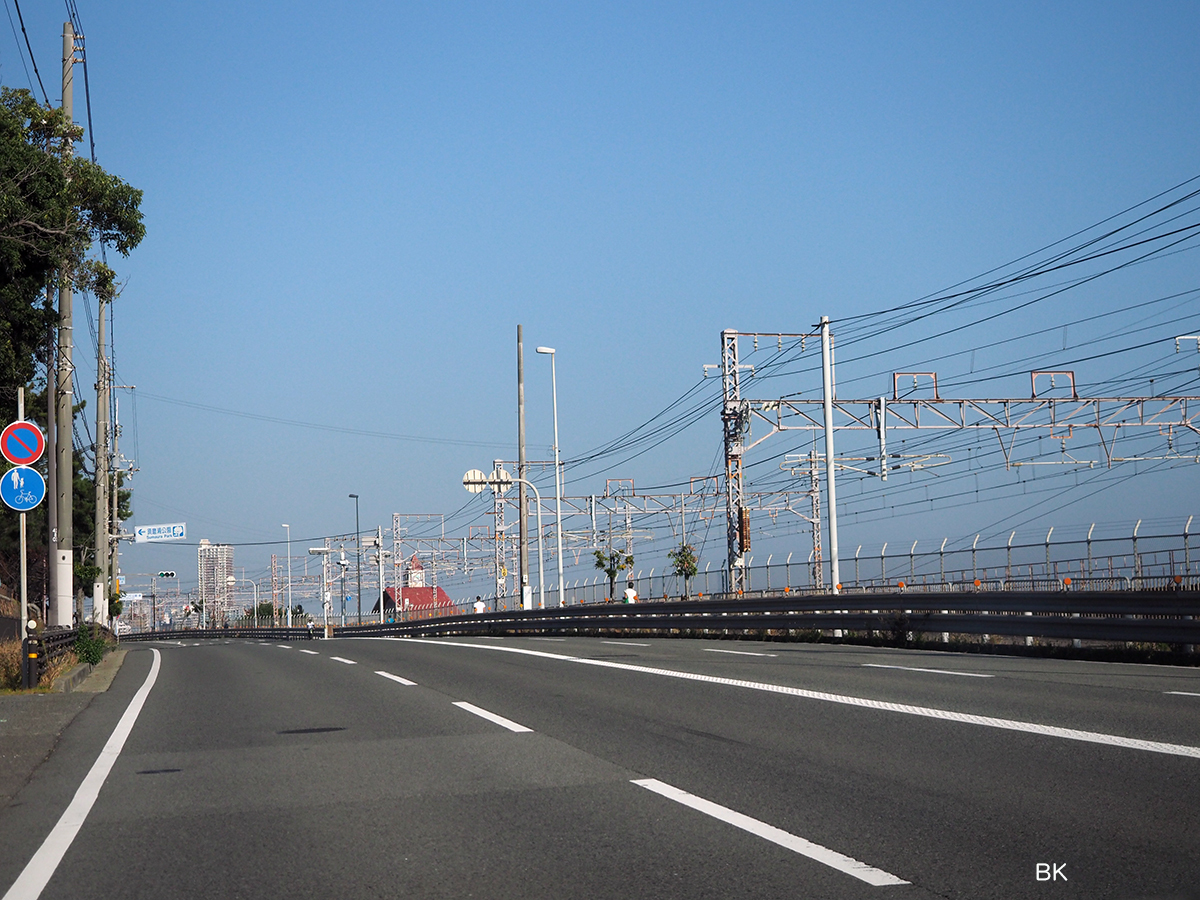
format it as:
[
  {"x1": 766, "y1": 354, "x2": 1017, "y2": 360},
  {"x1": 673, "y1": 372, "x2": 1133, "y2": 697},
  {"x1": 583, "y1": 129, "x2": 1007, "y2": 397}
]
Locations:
[{"x1": 1, "y1": 466, "x2": 46, "y2": 511}]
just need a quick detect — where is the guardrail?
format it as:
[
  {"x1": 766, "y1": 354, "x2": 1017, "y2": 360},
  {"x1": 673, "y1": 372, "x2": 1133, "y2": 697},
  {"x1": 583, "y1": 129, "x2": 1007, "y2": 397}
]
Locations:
[{"x1": 120, "y1": 589, "x2": 1199, "y2": 648}]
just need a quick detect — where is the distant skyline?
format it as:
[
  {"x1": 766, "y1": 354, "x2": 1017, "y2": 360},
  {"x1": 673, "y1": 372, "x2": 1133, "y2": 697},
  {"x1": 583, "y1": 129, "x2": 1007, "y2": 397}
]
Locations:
[{"x1": 3, "y1": 1, "x2": 1198, "y2": 601}]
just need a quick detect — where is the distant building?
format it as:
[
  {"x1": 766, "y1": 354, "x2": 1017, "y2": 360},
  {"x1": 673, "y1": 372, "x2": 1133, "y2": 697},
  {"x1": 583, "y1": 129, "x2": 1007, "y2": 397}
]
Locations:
[
  {"x1": 406, "y1": 554, "x2": 426, "y2": 587},
  {"x1": 372, "y1": 585, "x2": 455, "y2": 618},
  {"x1": 197, "y1": 539, "x2": 234, "y2": 622}
]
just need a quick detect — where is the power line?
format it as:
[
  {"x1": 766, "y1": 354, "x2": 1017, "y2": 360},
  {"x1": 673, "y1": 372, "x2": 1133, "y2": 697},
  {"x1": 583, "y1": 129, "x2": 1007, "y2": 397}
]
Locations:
[{"x1": 9, "y1": 0, "x2": 47, "y2": 104}]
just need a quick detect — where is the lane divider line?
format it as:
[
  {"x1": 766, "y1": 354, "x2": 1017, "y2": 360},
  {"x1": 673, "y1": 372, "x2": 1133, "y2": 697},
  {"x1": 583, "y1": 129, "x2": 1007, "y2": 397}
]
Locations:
[
  {"x1": 3, "y1": 649, "x2": 162, "y2": 900},
  {"x1": 603, "y1": 641, "x2": 650, "y2": 647},
  {"x1": 297, "y1": 649, "x2": 319, "y2": 655},
  {"x1": 329, "y1": 656, "x2": 357, "y2": 665},
  {"x1": 376, "y1": 670, "x2": 417, "y2": 686},
  {"x1": 862, "y1": 664, "x2": 993, "y2": 679},
  {"x1": 529, "y1": 637, "x2": 567, "y2": 642},
  {"x1": 452, "y1": 701, "x2": 533, "y2": 733},
  {"x1": 276, "y1": 645, "x2": 292, "y2": 650},
  {"x1": 400, "y1": 639, "x2": 1200, "y2": 759},
  {"x1": 1165, "y1": 691, "x2": 1200, "y2": 697},
  {"x1": 632, "y1": 778, "x2": 909, "y2": 887},
  {"x1": 704, "y1": 648, "x2": 777, "y2": 658}
]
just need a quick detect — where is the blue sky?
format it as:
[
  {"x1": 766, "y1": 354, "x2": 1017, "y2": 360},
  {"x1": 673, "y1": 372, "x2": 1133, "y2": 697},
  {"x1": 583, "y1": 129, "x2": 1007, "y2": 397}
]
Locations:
[{"x1": 4, "y1": 2, "x2": 1199, "y2": 602}]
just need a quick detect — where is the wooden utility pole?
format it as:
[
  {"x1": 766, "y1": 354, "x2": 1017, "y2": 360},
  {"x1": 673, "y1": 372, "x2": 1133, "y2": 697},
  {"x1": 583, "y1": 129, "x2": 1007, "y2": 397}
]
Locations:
[
  {"x1": 53, "y1": 20, "x2": 76, "y2": 626},
  {"x1": 94, "y1": 295, "x2": 109, "y2": 625}
]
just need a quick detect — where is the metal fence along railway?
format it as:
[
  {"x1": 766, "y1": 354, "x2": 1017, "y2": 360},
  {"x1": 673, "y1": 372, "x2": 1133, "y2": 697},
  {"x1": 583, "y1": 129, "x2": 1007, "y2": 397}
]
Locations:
[{"x1": 123, "y1": 588, "x2": 1200, "y2": 649}]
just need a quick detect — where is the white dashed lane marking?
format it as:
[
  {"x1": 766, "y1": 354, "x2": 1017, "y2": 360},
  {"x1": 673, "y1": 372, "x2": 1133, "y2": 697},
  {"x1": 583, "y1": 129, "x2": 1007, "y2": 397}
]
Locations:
[
  {"x1": 452, "y1": 701, "x2": 532, "y2": 733},
  {"x1": 704, "y1": 648, "x2": 777, "y2": 658},
  {"x1": 376, "y1": 670, "x2": 417, "y2": 686},
  {"x1": 405, "y1": 639, "x2": 1200, "y2": 759},
  {"x1": 329, "y1": 656, "x2": 357, "y2": 665},
  {"x1": 633, "y1": 778, "x2": 908, "y2": 886},
  {"x1": 862, "y1": 664, "x2": 993, "y2": 678}
]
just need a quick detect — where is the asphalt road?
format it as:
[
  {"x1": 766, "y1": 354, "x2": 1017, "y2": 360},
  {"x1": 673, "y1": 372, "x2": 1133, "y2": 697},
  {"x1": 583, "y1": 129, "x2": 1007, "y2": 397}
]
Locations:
[{"x1": 2, "y1": 636, "x2": 1198, "y2": 899}]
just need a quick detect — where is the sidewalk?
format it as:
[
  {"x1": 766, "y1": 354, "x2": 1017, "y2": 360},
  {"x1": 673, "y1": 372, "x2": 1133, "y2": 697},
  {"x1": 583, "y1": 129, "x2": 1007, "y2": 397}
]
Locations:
[{"x1": 0, "y1": 650, "x2": 129, "y2": 809}]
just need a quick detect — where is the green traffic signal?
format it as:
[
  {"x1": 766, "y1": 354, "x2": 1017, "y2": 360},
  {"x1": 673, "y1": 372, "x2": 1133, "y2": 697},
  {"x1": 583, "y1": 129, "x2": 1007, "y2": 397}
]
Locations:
[{"x1": 157, "y1": 571, "x2": 176, "y2": 578}]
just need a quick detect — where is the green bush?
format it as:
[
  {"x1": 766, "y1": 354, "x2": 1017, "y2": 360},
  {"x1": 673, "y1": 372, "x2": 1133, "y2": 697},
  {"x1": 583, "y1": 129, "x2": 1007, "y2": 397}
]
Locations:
[{"x1": 74, "y1": 627, "x2": 107, "y2": 665}]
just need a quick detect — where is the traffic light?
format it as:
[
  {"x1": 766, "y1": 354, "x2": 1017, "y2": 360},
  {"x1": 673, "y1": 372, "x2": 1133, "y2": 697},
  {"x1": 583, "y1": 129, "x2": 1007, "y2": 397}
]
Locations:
[{"x1": 157, "y1": 571, "x2": 176, "y2": 578}]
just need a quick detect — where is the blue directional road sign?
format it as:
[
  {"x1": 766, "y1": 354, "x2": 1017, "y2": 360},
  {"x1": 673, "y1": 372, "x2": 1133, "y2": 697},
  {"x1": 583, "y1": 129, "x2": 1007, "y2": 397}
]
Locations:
[{"x1": 1, "y1": 466, "x2": 46, "y2": 511}]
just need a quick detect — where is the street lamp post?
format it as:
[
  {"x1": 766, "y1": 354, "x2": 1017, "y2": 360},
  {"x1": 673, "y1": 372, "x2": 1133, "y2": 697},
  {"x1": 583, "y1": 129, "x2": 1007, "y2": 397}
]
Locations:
[
  {"x1": 536, "y1": 346, "x2": 565, "y2": 606},
  {"x1": 350, "y1": 494, "x2": 362, "y2": 625},
  {"x1": 464, "y1": 470, "x2": 544, "y2": 610},
  {"x1": 227, "y1": 575, "x2": 258, "y2": 627},
  {"x1": 282, "y1": 524, "x2": 293, "y2": 628},
  {"x1": 309, "y1": 547, "x2": 333, "y2": 637},
  {"x1": 337, "y1": 552, "x2": 349, "y2": 626}
]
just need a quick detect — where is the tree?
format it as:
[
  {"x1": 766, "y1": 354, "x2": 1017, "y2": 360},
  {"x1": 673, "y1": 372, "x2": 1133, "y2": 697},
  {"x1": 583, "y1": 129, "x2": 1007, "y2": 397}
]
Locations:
[
  {"x1": 1, "y1": 88, "x2": 144, "y2": 327},
  {"x1": 668, "y1": 542, "x2": 698, "y2": 599},
  {"x1": 594, "y1": 548, "x2": 633, "y2": 601},
  {"x1": 0, "y1": 87, "x2": 143, "y2": 606}
]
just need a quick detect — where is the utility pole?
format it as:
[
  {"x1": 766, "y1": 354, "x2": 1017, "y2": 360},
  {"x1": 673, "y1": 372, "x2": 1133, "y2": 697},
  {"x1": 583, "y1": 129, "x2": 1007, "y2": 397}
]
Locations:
[
  {"x1": 820, "y1": 316, "x2": 841, "y2": 592},
  {"x1": 110, "y1": 394, "x2": 122, "y2": 604},
  {"x1": 719, "y1": 329, "x2": 748, "y2": 593},
  {"x1": 492, "y1": 461, "x2": 507, "y2": 603},
  {"x1": 46, "y1": 298, "x2": 57, "y2": 623},
  {"x1": 54, "y1": 20, "x2": 78, "y2": 627},
  {"x1": 376, "y1": 525, "x2": 385, "y2": 624},
  {"x1": 516, "y1": 325, "x2": 530, "y2": 610},
  {"x1": 94, "y1": 295, "x2": 109, "y2": 626},
  {"x1": 350, "y1": 493, "x2": 361, "y2": 623}
]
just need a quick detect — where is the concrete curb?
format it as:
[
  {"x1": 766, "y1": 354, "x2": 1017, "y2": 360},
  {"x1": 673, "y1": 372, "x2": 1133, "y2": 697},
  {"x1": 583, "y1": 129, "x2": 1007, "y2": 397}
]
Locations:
[{"x1": 52, "y1": 661, "x2": 96, "y2": 693}]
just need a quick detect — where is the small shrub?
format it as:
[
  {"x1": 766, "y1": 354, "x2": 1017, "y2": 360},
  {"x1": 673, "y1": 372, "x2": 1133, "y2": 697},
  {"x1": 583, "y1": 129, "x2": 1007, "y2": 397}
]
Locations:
[{"x1": 74, "y1": 627, "x2": 107, "y2": 665}]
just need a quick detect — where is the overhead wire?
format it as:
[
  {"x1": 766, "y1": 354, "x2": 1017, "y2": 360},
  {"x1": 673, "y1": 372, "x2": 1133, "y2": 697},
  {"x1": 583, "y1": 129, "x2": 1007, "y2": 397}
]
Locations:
[{"x1": 9, "y1": 0, "x2": 47, "y2": 104}]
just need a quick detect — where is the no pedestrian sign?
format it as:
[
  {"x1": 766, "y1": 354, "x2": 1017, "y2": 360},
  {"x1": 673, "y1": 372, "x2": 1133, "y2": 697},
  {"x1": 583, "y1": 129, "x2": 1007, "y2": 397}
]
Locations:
[{"x1": 1, "y1": 420, "x2": 45, "y2": 466}]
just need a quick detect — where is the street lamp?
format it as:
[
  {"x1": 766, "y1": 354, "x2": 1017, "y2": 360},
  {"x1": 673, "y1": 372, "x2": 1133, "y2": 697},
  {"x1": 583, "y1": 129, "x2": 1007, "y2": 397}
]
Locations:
[
  {"x1": 282, "y1": 524, "x2": 293, "y2": 628},
  {"x1": 336, "y1": 552, "x2": 349, "y2": 626},
  {"x1": 226, "y1": 575, "x2": 258, "y2": 627},
  {"x1": 309, "y1": 547, "x2": 333, "y2": 637},
  {"x1": 535, "y1": 346, "x2": 565, "y2": 606},
  {"x1": 349, "y1": 494, "x2": 362, "y2": 625},
  {"x1": 463, "y1": 469, "x2": 544, "y2": 610}
]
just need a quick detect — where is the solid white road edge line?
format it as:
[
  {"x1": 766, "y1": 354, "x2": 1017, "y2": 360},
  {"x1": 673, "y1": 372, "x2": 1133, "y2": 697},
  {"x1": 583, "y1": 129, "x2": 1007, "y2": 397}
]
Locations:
[
  {"x1": 704, "y1": 648, "x2": 777, "y2": 657},
  {"x1": 329, "y1": 656, "x2": 357, "y2": 665},
  {"x1": 452, "y1": 701, "x2": 533, "y2": 733},
  {"x1": 399, "y1": 639, "x2": 1200, "y2": 759},
  {"x1": 632, "y1": 778, "x2": 908, "y2": 886},
  {"x1": 3, "y1": 649, "x2": 162, "y2": 900},
  {"x1": 862, "y1": 664, "x2": 993, "y2": 678},
  {"x1": 376, "y1": 670, "x2": 417, "y2": 686}
]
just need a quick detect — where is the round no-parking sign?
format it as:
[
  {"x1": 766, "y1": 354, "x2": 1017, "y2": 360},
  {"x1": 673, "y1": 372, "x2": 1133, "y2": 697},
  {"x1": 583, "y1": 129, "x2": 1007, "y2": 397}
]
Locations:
[{"x1": 1, "y1": 420, "x2": 45, "y2": 467}]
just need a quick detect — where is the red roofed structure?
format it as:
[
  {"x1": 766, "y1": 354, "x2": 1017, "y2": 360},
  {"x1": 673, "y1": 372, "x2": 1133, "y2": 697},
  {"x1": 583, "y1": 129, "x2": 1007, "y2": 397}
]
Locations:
[
  {"x1": 374, "y1": 585, "x2": 455, "y2": 616},
  {"x1": 371, "y1": 553, "x2": 458, "y2": 618}
]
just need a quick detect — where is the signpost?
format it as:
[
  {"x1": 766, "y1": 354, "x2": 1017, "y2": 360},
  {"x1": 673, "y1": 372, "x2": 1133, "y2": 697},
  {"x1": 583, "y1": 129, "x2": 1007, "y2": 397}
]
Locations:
[
  {"x1": 3, "y1": 406, "x2": 44, "y2": 684},
  {"x1": 1, "y1": 421, "x2": 46, "y2": 467},
  {"x1": 134, "y1": 522, "x2": 187, "y2": 543},
  {"x1": 0, "y1": 467, "x2": 46, "y2": 512}
]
